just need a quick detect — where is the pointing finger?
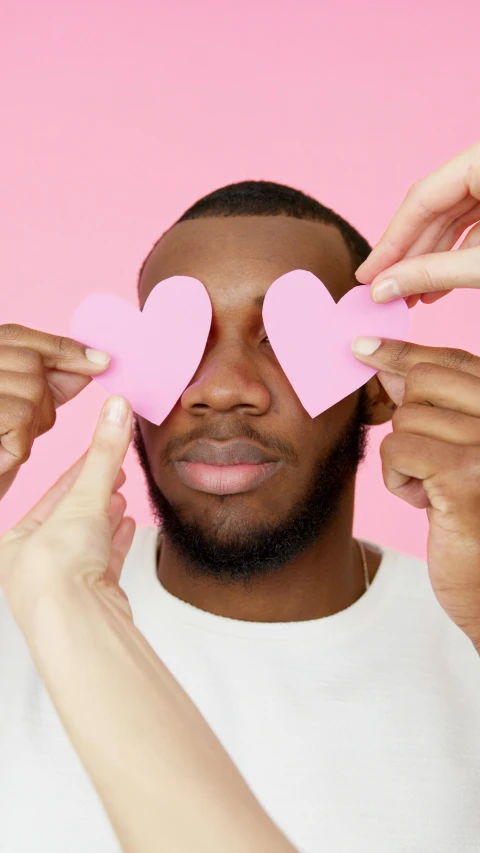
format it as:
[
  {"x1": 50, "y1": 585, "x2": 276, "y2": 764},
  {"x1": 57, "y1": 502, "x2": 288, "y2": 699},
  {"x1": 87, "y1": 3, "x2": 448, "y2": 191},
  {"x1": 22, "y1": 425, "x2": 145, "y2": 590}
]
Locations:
[{"x1": 63, "y1": 396, "x2": 133, "y2": 515}]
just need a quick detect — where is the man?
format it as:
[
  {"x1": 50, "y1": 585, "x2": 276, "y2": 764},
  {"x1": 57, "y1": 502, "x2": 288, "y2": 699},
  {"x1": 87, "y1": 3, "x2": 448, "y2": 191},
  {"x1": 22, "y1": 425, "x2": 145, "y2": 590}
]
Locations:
[{"x1": 1, "y1": 180, "x2": 480, "y2": 852}]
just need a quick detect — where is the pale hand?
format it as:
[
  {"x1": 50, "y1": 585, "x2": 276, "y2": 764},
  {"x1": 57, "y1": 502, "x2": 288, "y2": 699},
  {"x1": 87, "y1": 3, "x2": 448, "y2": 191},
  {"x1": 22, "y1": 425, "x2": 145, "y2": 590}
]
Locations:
[
  {"x1": 0, "y1": 396, "x2": 136, "y2": 637},
  {"x1": 355, "y1": 142, "x2": 480, "y2": 307}
]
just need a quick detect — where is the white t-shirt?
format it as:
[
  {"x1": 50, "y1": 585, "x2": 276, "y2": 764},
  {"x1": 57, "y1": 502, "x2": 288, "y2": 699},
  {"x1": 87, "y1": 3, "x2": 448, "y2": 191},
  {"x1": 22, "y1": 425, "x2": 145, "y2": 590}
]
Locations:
[{"x1": 1, "y1": 526, "x2": 480, "y2": 852}]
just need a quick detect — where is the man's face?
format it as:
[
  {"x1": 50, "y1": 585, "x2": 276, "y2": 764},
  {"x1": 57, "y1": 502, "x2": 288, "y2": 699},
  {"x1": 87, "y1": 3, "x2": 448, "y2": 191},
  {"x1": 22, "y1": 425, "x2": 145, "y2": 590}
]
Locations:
[{"x1": 134, "y1": 215, "x2": 374, "y2": 580}]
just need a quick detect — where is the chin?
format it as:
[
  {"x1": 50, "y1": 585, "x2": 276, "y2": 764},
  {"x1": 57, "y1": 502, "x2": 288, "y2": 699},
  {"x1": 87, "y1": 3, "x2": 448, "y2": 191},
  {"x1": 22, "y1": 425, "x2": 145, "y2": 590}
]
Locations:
[{"x1": 171, "y1": 491, "x2": 280, "y2": 536}]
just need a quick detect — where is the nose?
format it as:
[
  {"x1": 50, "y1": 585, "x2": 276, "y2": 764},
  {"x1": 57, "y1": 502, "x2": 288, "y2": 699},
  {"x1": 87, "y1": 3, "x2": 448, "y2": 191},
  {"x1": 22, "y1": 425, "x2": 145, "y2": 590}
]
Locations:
[{"x1": 180, "y1": 342, "x2": 272, "y2": 416}]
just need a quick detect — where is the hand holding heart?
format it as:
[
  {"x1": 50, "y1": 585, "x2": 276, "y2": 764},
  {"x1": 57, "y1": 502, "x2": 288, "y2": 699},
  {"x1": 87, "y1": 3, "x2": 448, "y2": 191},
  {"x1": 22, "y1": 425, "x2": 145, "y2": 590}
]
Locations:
[
  {"x1": 71, "y1": 270, "x2": 409, "y2": 423},
  {"x1": 353, "y1": 337, "x2": 480, "y2": 650}
]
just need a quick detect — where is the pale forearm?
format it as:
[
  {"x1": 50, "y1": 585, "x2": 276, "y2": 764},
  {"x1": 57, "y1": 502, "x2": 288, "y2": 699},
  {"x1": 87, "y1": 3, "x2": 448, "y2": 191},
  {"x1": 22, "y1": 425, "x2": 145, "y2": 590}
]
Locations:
[{"x1": 23, "y1": 584, "x2": 295, "y2": 853}]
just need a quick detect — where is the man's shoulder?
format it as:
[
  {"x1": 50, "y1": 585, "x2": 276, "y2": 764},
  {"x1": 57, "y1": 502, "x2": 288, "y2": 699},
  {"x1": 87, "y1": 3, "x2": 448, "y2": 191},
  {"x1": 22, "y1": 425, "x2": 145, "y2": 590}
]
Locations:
[
  {"x1": 129, "y1": 524, "x2": 159, "y2": 558},
  {"x1": 131, "y1": 524, "x2": 158, "y2": 544},
  {"x1": 367, "y1": 540, "x2": 435, "y2": 605},
  {"x1": 371, "y1": 542, "x2": 467, "y2": 635},
  {"x1": 366, "y1": 540, "x2": 428, "y2": 576},
  {"x1": 382, "y1": 545, "x2": 427, "y2": 573},
  {"x1": 123, "y1": 524, "x2": 159, "y2": 560},
  {"x1": 120, "y1": 525, "x2": 159, "y2": 588}
]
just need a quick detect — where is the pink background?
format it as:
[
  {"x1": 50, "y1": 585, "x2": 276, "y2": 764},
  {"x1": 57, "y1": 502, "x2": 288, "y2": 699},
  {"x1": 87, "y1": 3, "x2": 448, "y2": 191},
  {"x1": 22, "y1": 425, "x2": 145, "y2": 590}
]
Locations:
[{"x1": 1, "y1": 0, "x2": 479, "y2": 559}]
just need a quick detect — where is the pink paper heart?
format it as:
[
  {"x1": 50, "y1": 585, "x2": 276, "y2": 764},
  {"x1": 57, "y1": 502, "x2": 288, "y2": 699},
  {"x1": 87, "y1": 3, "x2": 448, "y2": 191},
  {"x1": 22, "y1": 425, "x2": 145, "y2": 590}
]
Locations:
[
  {"x1": 71, "y1": 277, "x2": 212, "y2": 425},
  {"x1": 263, "y1": 270, "x2": 409, "y2": 417}
]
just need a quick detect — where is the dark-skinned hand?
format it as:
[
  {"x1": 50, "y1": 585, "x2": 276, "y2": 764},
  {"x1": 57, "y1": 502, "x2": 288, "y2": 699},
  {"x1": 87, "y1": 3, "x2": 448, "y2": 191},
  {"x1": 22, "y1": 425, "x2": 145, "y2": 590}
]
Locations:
[{"x1": 353, "y1": 336, "x2": 480, "y2": 651}]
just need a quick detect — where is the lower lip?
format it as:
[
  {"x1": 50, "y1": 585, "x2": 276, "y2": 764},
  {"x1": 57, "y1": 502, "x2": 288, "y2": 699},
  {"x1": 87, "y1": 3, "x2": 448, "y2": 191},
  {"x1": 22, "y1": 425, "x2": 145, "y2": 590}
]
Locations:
[{"x1": 174, "y1": 460, "x2": 283, "y2": 495}]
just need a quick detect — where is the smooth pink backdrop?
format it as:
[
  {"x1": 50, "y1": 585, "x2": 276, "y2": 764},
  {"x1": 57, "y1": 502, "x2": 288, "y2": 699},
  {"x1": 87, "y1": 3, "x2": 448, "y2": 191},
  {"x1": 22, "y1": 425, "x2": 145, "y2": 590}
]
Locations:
[{"x1": 1, "y1": 0, "x2": 479, "y2": 559}]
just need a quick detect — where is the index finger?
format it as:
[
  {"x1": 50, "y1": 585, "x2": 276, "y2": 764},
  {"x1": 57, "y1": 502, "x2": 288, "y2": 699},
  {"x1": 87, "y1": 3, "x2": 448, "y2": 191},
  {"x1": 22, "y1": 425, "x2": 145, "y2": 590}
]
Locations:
[
  {"x1": 355, "y1": 143, "x2": 480, "y2": 283},
  {"x1": 64, "y1": 396, "x2": 133, "y2": 514},
  {"x1": 351, "y1": 337, "x2": 480, "y2": 379},
  {"x1": 0, "y1": 324, "x2": 110, "y2": 374}
]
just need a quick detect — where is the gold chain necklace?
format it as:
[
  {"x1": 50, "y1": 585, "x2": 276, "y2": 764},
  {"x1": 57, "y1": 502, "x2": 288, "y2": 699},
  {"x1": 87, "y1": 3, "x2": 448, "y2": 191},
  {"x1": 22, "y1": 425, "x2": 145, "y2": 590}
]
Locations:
[{"x1": 357, "y1": 539, "x2": 370, "y2": 591}]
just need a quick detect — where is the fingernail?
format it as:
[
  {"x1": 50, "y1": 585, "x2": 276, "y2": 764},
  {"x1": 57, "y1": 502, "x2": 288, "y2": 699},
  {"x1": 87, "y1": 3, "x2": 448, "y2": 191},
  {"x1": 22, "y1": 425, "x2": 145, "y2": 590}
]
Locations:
[
  {"x1": 103, "y1": 396, "x2": 128, "y2": 425},
  {"x1": 352, "y1": 337, "x2": 382, "y2": 355},
  {"x1": 372, "y1": 278, "x2": 401, "y2": 302},
  {"x1": 86, "y1": 348, "x2": 110, "y2": 366}
]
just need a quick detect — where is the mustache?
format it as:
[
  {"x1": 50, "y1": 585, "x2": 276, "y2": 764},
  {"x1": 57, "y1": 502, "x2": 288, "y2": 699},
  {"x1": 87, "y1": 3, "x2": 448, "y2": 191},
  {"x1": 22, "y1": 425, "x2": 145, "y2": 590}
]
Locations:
[{"x1": 156, "y1": 419, "x2": 299, "y2": 467}]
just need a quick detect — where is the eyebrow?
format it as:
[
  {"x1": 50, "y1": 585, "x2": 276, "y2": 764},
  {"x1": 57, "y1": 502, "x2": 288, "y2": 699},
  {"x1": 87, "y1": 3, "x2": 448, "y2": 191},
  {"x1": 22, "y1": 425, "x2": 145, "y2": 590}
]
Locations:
[{"x1": 253, "y1": 295, "x2": 265, "y2": 308}]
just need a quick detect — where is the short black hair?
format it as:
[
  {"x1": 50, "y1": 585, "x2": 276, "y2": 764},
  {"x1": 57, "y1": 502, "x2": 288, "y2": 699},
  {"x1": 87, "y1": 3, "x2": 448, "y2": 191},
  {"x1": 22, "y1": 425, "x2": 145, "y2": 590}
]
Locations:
[{"x1": 137, "y1": 180, "x2": 371, "y2": 288}]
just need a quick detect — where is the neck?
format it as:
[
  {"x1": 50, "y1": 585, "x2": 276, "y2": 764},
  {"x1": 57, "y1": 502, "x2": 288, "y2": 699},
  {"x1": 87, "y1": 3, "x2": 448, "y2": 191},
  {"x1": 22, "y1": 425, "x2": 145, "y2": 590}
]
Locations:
[{"x1": 156, "y1": 494, "x2": 381, "y2": 623}]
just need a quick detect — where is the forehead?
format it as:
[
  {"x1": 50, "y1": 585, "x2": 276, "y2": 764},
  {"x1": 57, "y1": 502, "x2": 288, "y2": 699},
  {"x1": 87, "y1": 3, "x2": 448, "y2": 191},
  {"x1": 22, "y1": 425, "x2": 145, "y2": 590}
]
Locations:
[{"x1": 138, "y1": 215, "x2": 355, "y2": 309}]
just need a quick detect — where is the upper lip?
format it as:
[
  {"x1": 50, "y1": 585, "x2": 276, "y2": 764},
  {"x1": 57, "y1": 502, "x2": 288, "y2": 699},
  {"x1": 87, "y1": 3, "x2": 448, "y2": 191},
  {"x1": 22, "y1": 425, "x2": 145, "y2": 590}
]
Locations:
[{"x1": 177, "y1": 439, "x2": 280, "y2": 466}]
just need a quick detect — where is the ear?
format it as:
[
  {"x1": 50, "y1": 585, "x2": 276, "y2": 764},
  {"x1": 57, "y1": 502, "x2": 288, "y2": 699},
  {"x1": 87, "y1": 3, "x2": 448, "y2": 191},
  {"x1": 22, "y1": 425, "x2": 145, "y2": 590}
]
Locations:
[{"x1": 362, "y1": 374, "x2": 396, "y2": 426}]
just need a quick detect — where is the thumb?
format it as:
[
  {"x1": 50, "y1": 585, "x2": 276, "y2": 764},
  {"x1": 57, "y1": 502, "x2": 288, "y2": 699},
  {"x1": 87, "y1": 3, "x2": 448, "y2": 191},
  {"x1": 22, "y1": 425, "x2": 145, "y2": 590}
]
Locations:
[{"x1": 371, "y1": 245, "x2": 480, "y2": 302}]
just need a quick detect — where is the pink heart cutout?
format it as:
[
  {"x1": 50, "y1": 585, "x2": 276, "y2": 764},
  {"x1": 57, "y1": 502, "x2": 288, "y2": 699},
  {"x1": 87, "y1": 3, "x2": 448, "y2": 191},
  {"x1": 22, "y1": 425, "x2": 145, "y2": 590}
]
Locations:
[
  {"x1": 263, "y1": 270, "x2": 409, "y2": 417},
  {"x1": 71, "y1": 277, "x2": 212, "y2": 425}
]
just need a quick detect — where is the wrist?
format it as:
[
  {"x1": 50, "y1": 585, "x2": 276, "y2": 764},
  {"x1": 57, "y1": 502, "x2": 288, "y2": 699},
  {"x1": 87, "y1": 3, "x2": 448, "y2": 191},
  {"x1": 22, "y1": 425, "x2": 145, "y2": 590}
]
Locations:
[{"x1": 19, "y1": 583, "x2": 294, "y2": 851}]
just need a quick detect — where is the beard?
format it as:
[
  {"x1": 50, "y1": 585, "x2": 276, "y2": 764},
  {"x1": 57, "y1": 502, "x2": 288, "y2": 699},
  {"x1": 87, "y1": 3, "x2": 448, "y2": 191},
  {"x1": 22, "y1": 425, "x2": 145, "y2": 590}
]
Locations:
[{"x1": 132, "y1": 391, "x2": 370, "y2": 584}]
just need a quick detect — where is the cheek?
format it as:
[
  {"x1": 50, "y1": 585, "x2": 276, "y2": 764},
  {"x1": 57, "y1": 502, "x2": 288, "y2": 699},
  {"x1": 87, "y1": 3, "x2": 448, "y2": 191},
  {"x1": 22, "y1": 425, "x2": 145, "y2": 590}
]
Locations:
[
  {"x1": 299, "y1": 394, "x2": 360, "y2": 453},
  {"x1": 277, "y1": 374, "x2": 357, "y2": 435},
  {"x1": 135, "y1": 420, "x2": 167, "y2": 477}
]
